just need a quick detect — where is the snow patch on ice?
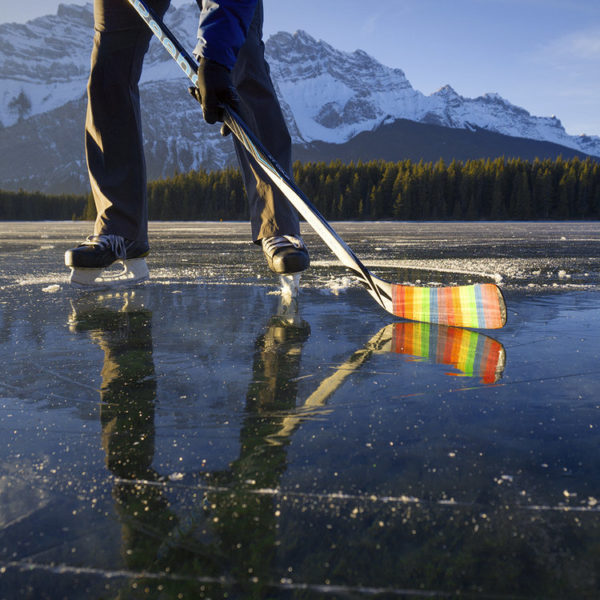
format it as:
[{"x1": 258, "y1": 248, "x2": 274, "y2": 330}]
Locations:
[
  {"x1": 318, "y1": 276, "x2": 354, "y2": 295},
  {"x1": 17, "y1": 274, "x2": 70, "y2": 286}
]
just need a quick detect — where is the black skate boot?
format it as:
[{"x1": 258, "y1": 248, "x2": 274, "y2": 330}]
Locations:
[
  {"x1": 65, "y1": 234, "x2": 150, "y2": 288},
  {"x1": 261, "y1": 235, "x2": 309, "y2": 275}
]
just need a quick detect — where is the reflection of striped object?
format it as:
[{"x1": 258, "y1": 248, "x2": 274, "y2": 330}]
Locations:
[
  {"x1": 391, "y1": 322, "x2": 505, "y2": 384},
  {"x1": 392, "y1": 283, "x2": 506, "y2": 329}
]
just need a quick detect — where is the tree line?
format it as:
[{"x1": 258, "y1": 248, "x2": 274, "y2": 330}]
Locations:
[
  {"x1": 2, "y1": 156, "x2": 600, "y2": 221},
  {"x1": 0, "y1": 189, "x2": 88, "y2": 220},
  {"x1": 290, "y1": 156, "x2": 600, "y2": 220}
]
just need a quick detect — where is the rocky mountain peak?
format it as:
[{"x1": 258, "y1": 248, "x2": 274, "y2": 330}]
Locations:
[{"x1": 435, "y1": 85, "x2": 460, "y2": 99}]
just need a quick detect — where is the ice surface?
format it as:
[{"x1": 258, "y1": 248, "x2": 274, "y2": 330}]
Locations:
[{"x1": 0, "y1": 221, "x2": 599, "y2": 598}]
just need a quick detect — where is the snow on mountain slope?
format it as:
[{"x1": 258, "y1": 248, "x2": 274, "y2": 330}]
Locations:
[
  {"x1": 0, "y1": 4, "x2": 93, "y2": 124},
  {"x1": 0, "y1": 3, "x2": 201, "y2": 126},
  {"x1": 267, "y1": 30, "x2": 427, "y2": 144},
  {"x1": 425, "y1": 87, "x2": 578, "y2": 152}
]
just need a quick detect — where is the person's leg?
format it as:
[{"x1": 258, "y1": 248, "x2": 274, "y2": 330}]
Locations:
[
  {"x1": 65, "y1": 0, "x2": 169, "y2": 286},
  {"x1": 86, "y1": 0, "x2": 170, "y2": 244},
  {"x1": 231, "y1": 0, "x2": 300, "y2": 244}
]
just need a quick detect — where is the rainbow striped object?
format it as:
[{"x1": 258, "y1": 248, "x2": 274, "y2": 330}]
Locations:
[
  {"x1": 391, "y1": 282, "x2": 506, "y2": 329},
  {"x1": 390, "y1": 321, "x2": 505, "y2": 384}
]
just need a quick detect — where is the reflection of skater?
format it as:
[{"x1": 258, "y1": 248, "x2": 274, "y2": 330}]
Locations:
[
  {"x1": 69, "y1": 295, "x2": 178, "y2": 576},
  {"x1": 65, "y1": 0, "x2": 309, "y2": 288},
  {"x1": 71, "y1": 293, "x2": 311, "y2": 596}
]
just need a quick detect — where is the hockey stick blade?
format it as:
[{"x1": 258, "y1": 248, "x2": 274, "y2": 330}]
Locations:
[{"x1": 127, "y1": 0, "x2": 507, "y2": 330}]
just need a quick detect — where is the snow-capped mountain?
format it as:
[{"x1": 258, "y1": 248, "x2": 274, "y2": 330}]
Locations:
[
  {"x1": 0, "y1": 3, "x2": 198, "y2": 125},
  {"x1": 1, "y1": 3, "x2": 598, "y2": 193},
  {"x1": 267, "y1": 30, "x2": 599, "y2": 156}
]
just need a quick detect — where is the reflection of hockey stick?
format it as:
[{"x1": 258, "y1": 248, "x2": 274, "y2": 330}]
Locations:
[
  {"x1": 128, "y1": 0, "x2": 506, "y2": 329},
  {"x1": 267, "y1": 326, "x2": 391, "y2": 443},
  {"x1": 268, "y1": 322, "x2": 505, "y2": 444},
  {"x1": 385, "y1": 322, "x2": 505, "y2": 384}
]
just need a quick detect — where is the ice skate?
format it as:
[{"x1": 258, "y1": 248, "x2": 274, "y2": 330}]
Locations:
[
  {"x1": 262, "y1": 235, "x2": 309, "y2": 275},
  {"x1": 65, "y1": 234, "x2": 150, "y2": 288},
  {"x1": 262, "y1": 235, "x2": 308, "y2": 302}
]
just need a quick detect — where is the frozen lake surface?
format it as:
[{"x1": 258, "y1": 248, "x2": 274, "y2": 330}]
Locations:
[{"x1": 1, "y1": 221, "x2": 599, "y2": 598}]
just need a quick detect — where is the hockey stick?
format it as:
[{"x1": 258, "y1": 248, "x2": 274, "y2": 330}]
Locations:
[{"x1": 127, "y1": 0, "x2": 507, "y2": 329}]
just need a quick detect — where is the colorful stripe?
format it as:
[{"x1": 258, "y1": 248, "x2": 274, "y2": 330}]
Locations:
[
  {"x1": 391, "y1": 283, "x2": 505, "y2": 329},
  {"x1": 474, "y1": 284, "x2": 485, "y2": 327},
  {"x1": 391, "y1": 322, "x2": 504, "y2": 384}
]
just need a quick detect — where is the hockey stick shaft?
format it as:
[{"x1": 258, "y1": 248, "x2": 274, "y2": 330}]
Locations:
[{"x1": 127, "y1": 0, "x2": 506, "y2": 329}]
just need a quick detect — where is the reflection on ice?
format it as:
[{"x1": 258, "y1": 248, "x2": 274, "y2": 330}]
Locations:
[
  {"x1": 1, "y1": 222, "x2": 600, "y2": 597},
  {"x1": 388, "y1": 322, "x2": 505, "y2": 384},
  {"x1": 270, "y1": 321, "x2": 504, "y2": 446}
]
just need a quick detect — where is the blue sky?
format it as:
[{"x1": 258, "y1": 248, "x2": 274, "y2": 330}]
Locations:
[{"x1": 4, "y1": 0, "x2": 600, "y2": 136}]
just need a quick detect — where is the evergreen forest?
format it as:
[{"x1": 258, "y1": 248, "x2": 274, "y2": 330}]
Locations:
[{"x1": 1, "y1": 157, "x2": 599, "y2": 221}]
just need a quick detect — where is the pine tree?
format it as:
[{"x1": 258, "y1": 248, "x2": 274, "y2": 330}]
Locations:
[{"x1": 557, "y1": 167, "x2": 577, "y2": 219}]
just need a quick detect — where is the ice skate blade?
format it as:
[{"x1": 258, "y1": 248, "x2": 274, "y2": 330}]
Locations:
[
  {"x1": 69, "y1": 258, "x2": 149, "y2": 289},
  {"x1": 279, "y1": 273, "x2": 300, "y2": 299}
]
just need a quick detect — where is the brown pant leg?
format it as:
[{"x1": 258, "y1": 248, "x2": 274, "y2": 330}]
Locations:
[
  {"x1": 231, "y1": 0, "x2": 300, "y2": 243},
  {"x1": 86, "y1": 0, "x2": 170, "y2": 243}
]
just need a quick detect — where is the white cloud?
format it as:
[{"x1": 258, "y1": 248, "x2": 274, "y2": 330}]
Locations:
[{"x1": 544, "y1": 28, "x2": 600, "y2": 62}]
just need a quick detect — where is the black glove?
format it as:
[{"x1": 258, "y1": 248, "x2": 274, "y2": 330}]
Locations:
[{"x1": 189, "y1": 58, "x2": 240, "y2": 134}]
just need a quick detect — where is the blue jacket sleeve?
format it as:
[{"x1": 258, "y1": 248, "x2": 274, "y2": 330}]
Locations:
[{"x1": 194, "y1": 0, "x2": 258, "y2": 71}]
